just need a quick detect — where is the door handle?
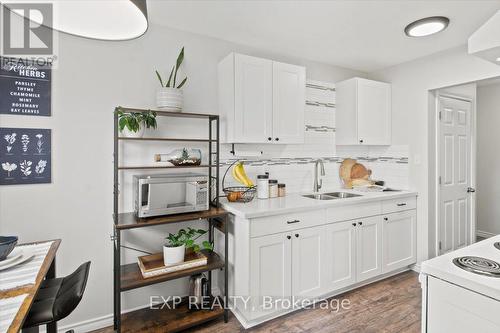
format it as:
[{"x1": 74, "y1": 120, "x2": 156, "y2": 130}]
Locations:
[
  {"x1": 287, "y1": 219, "x2": 300, "y2": 224},
  {"x1": 295, "y1": 234, "x2": 299, "y2": 238},
  {"x1": 396, "y1": 203, "x2": 407, "y2": 207},
  {"x1": 358, "y1": 222, "x2": 363, "y2": 226},
  {"x1": 467, "y1": 187, "x2": 476, "y2": 193},
  {"x1": 287, "y1": 235, "x2": 291, "y2": 240},
  {"x1": 352, "y1": 223, "x2": 357, "y2": 227}
]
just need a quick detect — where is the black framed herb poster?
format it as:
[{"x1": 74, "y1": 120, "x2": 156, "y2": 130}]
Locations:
[
  {"x1": 0, "y1": 57, "x2": 51, "y2": 116},
  {"x1": 0, "y1": 128, "x2": 51, "y2": 185}
]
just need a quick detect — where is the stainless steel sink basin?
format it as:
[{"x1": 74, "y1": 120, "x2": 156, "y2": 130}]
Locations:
[
  {"x1": 302, "y1": 194, "x2": 338, "y2": 200},
  {"x1": 323, "y1": 192, "x2": 362, "y2": 198}
]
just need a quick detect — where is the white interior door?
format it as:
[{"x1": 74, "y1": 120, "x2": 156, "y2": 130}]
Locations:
[{"x1": 438, "y1": 95, "x2": 472, "y2": 254}]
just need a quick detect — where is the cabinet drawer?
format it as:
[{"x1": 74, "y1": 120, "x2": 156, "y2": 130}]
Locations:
[
  {"x1": 326, "y1": 202, "x2": 381, "y2": 223},
  {"x1": 382, "y1": 197, "x2": 416, "y2": 214},
  {"x1": 250, "y1": 210, "x2": 325, "y2": 237}
]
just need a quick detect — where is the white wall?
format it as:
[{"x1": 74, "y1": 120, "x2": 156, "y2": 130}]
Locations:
[
  {"x1": 477, "y1": 82, "x2": 500, "y2": 236},
  {"x1": 0, "y1": 23, "x2": 366, "y2": 330},
  {"x1": 372, "y1": 45, "x2": 500, "y2": 263}
]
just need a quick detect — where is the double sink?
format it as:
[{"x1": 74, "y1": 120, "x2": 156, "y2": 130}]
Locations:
[{"x1": 302, "y1": 192, "x2": 362, "y2": 200}]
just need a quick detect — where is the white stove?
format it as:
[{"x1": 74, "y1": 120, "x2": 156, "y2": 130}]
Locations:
[{"x1": 420, "y1": 235, "x2": 500, "y2": 333}]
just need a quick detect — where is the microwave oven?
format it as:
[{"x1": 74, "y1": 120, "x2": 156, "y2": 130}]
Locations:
[{"x1": 133, "y1": 173, "x2": 209, "y2": 218}]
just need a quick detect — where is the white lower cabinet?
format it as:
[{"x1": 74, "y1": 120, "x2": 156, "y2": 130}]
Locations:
[
  {"x1": 237, "y1": 200, "x2": 417, "y2": 326},
  {"x1": 292, "y1": 225, "x2": 327, "y2": 298},
  {"x1": 325, "y1": 221, "x2": 356, "y2": 290},
  {"x1": 249, "y1": 232, "x2": 292, "y2": 314},
  {"x1": 383, "y1": 210, "x2": 417, "y2": 273},
  {"x1": 356, "y1": 216, "x2": 383, "y2": 282}
]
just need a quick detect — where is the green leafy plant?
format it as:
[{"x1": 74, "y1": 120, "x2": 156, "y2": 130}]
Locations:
[
  {"x1": 165, "y1": 227, "x2": 213, "y2": 253},
  {"x1": 155, "y1": 47, "x2": 187, "y2": 89},
  {"x1": 117, "y1": 109, "x2": 157, "y2": 133}
]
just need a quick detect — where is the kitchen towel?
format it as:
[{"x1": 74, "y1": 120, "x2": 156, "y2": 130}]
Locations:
[
  {"x1": 0, "y1": 241, "x2": 53, "y2": 291},
  {"x1": 0, "y1": 294, "x2": 27, "y2": 333}
]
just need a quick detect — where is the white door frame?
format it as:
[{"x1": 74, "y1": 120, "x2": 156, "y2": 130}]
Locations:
[{"x1": 434, "y1": 92, "x2": 476, "y2": 256}]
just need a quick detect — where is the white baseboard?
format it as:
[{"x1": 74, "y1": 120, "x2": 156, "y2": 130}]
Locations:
[
  {"x1": 476, "y1": 230, "x2": 497, "y2": 238},
  {"x1": 411, "y1": 263, "x2": 421, "y2": 273}
]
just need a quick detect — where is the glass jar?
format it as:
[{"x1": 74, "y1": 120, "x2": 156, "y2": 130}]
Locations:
[
  {"x1": 257, "y1": 174, "x2": 269, "y2": 199},
  {"x1": 269, "y1": 179, "x2": 278, "y2": 198},
  {"x1": 278, "y1": 183, "x2": 286, "y2": 197}
]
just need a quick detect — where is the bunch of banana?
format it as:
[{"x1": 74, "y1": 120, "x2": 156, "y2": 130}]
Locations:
[{"x1": 232, "y1": 162, "x2": 254, "y2": 187}]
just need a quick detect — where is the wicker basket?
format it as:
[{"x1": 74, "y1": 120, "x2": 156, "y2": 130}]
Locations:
[{"x1": 222, "y1": 160, "x2": 256, "y2": 203}]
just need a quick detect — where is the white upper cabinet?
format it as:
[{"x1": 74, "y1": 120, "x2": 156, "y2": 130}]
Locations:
[
  {"x1": 336, "y1": 77, "x2": 391, "y2": 145},
  {"x1": 218, "y1": 53, "x2": 306, "y2": 144},
  {"x1": 272, "y1": 61, "x2": 306, "y2": 143}
]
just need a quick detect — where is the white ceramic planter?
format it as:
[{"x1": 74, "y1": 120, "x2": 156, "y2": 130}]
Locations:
[
  {"x1": 163, "y1": 244, "x2": 185, "y2": 266},
  {"x1": 120, "y1": 126, "x2": 145, "y2": 138},
  {"x1": 157, "y1": 87, "x2": 183, "y2": 112}
]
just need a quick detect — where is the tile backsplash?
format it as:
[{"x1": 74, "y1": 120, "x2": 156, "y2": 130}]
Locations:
[{"x1": 219, "y1": 145, "x2": 409, "y2": 194}]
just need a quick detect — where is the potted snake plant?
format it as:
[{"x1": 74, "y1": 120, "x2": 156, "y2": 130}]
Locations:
[{"x1": 155, "y1": 47, "x2": 187, "y2": 112}]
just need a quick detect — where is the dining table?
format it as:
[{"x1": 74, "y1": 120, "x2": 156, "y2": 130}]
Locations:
[{"x1": 0, "y1": 239, "x2": 61, "y2": 333}]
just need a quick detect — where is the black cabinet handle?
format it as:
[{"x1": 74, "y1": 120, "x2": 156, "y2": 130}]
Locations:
[
  {"x1": 275, "y1": 137, "x2": 279, "y2": 141},
  {"x1": 287, "y1": 220, "x2": 300, "y2": 224},
  {"x1": 359, "y1": 139, "x2": 364, "y2": 143},
  {"x1": 295, "y1": 234, "x2": 299, "y2": 238},
  {"x1": 268, "y1": 137, "x2": 272, "y2": 141},
  {"x1": 352, "y1": 223, "x2": 357, "y2": 227},
  {"x1": 287, "y1": 235, "x2": 291, "y2": 240},
  {"x1": 397, "y1": 203, "x2": 407, "y2": 207},
  {"x1": 358, "y1": 222, "x2": 363, "y2": 226},
  {"x1": 384, "y1": 217, "x2": 388, "y2": 221}
]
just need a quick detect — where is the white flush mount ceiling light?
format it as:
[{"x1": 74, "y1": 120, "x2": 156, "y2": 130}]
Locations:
[
  {"x1": 3, "y1": 0, "x2": 148, "y2": 41},
  {"x1": 404, "y1": 16, "x2": 450, "y2": 37}
]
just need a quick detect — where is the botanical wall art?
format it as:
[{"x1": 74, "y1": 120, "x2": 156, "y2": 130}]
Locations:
[
  {"x1": 0, "y1": 57, "x2": 52, "y2": 116},
  {"x1": 0, "y1": 127, "x2": 51, "y2": 185}
]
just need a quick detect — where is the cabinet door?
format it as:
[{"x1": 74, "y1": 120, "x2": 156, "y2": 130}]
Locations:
[
  {"x1": 356, "y1": 216, "x2": 383, "y2": 282},
  {"x1": 292, "y1": 225, "x2": 327, "y2": 298},
  {"x1": 357, "y1": 79, "x2": 391, "y2": 145},
  {"x1": 234, "y1": 54, "x2": 273, "y2": 143},
  {"x1": 272, "y1": 61, "x2": 305, "y2": 144},
  {"x1": 383, "y1": 210, "x2": 417, "y2": 273},
  {"x1": 325, "y1": 221, "x2": 356, "y2": 291},
  {"x1": 250, "y1": 232, "x2": 292, "y2": 313}
]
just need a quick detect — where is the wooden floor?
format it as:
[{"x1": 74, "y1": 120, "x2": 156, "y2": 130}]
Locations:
[{"x1": 93, "y1": 271, "x2": 421, "y2": 333}]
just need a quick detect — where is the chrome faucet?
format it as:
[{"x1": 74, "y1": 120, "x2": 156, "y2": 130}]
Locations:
[{"x1": 313, "y1": 159, "x2": 325, "y2": 192}]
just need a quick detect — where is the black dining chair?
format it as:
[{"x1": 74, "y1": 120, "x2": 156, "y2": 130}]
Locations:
[{"x1": 22, "y1": 261, "x2": 91, "y2": 333}]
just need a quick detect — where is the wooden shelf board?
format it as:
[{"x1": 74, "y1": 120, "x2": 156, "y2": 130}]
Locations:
[
  {"x1": 118, "y1": 165, "x2": 217, "y2": 170},
  {"x1": 120, "y1": 250, "x2": 224, "y2": 291},
  {"x1": 119, "y1": 298, "x2": 224, "y2": 332},
  {"x1": 118, "y1": 137, "x2": 213, "y2": 142},
  {"x1": 116, "y1": 107, "x2": 218, "y2": 119},
  {"x1": 115, "y1": 207, "x2": 228, "y2": 230}
]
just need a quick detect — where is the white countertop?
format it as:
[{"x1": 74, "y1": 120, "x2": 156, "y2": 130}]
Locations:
[
  {"x1": 421, "y1": 235, "x2": 500, "y2": 300},
  {"x1": 221, "y1": 188, "x2": 417, "y2": 218}
]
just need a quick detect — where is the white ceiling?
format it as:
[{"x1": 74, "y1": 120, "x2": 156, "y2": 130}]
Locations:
[{"x1": 148, "y1": 0, "x2": 500, "y2": 72}]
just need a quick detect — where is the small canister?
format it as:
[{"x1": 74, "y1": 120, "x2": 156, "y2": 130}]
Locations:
[
  {"x1": 269, "y1": 179, "x2": 278, "y2": 198},
  {"x1": 278, "y1": 183, "x2": 286, "y2": 197},
  {"x1": 257, "y1": 174, "x2": 269, "y2": 199}
]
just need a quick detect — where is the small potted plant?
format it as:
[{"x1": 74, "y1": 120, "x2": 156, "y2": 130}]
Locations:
[
  {"x1": 155, "y1": 47, "x2": 187, "y2": 112},
  {"x1": 163, "y1": 227, "x2": 213, "y2": 266},
  {"x1": 117, "y1": 109, "x2": 157, "y2": 138}
]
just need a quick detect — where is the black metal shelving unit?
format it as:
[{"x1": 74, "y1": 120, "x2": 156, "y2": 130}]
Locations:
[{"x1": 112, "y1": 107, "x2": 229, "y2": 332}]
